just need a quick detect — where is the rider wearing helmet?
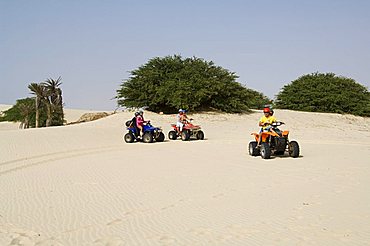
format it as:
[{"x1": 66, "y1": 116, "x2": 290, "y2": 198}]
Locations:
[
  {"x1": 257, "y1": 107, "x2": 277, "y2": 146},
  {"x1": 176, "y1": 109, "x2": 189, "y2": 133},
  {"x1": 136, "y1": 109, "x2": 149, "y2": 137},
  {"x1": 259, "y1": 107, "x2": 276, "y2": 130}
]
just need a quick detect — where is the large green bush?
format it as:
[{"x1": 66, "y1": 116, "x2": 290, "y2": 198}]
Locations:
[
  {"x1": 0, "y1": 98, "x2": 47, "y2": 128},
  {"x1": 275, "y1": 73, "x2": 370, "y2": 117},
  {"x1": 117, "y1": 55, "x2": 270, "y2": 113}
]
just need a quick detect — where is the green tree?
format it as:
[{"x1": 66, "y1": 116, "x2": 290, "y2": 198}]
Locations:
[
  {"x1": 42, "y1": 77, "x2": 64, "y2": 126},
  {"x1": 28, "y1": 83, "x2": 45, "y2": 128},
  {"x1": 0, "y1": 98, "x2": 48, "y2": 128},
  {"x1": 117, "y1": 55, "x2": 270, "y2": 113},
  {"x1": 27, "y1": 78, "x2": 64, "y2": 127},
  {"x1": 275, "y1": 72, "x2": 370, "y2": 117}
]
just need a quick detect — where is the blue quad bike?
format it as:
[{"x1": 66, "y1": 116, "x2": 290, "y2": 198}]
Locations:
[{"x1": 124, "y1": 120, "x2": 165, "y2": 143}]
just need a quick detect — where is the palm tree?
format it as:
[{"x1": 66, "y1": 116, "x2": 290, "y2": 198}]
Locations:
[
  {"x1": 42, "y1": 77, "x2": 64, "y2": 126},
  {"x1": 28, "y1": 83, "x2": 45, "y2": 128},
  {"x1": 18, "y1": 102, "x2": 33, "y2": 129}
]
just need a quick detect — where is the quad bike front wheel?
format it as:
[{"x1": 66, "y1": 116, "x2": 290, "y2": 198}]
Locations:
[
  {"x1": 142, "y1": 132, "x2": 153, "y2": 143},
  {"x1": 196, "y1": 131, "x2": 204, "y2": 140},
  {"x1": 168, "y1": 130, "x2": 177, "y2": 140},
  {"x1": 124, "y1": 133, "x2": 134, "y2": 143},
  {"x1": 156, "y1": 132, "x2": 165, "y2": 142},
  {"x1": 260, "y1": 143, "x2": 271, "y2": 159},
  {"x1": 248, "y1": 141, "x2": 260, "y2": 156},
  {"x1": 181, "y1": 130, "x2": 190, "y2": 141},
  {"x1": 288, "y1": 141, "x2": 300, "y2": 158}
]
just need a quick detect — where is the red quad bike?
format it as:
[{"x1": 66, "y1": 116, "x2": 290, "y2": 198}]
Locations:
[
  {"x1": 168, "y1": 120, "x2": 205, "y2": 141},
  {"x1": 249, "y1": 121, "x2": 300, "y2": 159}
]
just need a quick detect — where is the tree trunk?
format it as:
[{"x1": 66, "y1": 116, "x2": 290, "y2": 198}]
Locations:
[
  {"x1": 24, "y1": 118, "x2": 29, "y2": 129},
  {"x1": 46, "y1": 102, "x2": 52, "y2": 127},
  {"x1": 35, "y1": 97, "x2": 39, "y2": 128}
]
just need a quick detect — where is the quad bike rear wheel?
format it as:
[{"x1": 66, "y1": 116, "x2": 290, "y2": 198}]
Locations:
[
  {"x1": 196, "y1": 131, "x2": 204, "y2": 140},
  {"x1": 124, "y1": 133, "x2": 135, "y2": 143},
  {"x1": 168, "y1": 130, "x2": 177, "y2": 140},
  {"x1": 248, "y1": 141, "x2": 260, "y2": 156},
  {"x1": 142, "y1": 132, "x2": 153, "y2": 143},
  {"x1": 181, "y1": 130, "x2": 190, "y2": 141},
  {"x1": 156, "y1": 132, "x2": 165, "y2": 142},
  {"x1": 260, "y1": 143, "x2": 271, "y2": 159},
  {"x1": 288, "y1": 141, "x2": 300, "y2": 158}
]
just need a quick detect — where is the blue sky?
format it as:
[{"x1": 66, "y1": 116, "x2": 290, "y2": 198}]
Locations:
[{"x1": 1, "y1": 0, "x2": 369, "y2": 110}]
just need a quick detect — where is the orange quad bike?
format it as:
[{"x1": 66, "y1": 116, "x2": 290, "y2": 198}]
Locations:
[{"x1": 249, "y1": 121, "x2": 300, "y2": 159}]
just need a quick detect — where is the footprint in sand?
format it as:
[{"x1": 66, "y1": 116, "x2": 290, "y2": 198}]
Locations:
[
  {"x1": 161, "y1": 204, "x2": 176, "y2": 210},
  {"x1": 33, "y1": 238, "x2": 64, "y2": 246},
  {"x1": 0, "y1": 225, "x2": 63, "y2": 246},
  {"x1": 225, "y1": 225, "x2": 256, "y2": 239},
  {"x1": 93, "y1": 236, "x2": 126, "y2": 246},
  {"x1": 188, "y1": 227, "x2": 213, "y2": 236},
  {"x1": 212, "y1": 193, "x2": 224, "y2": 199},
  {"x1": 160, "y1": 198, "x2": 188, "y2": 210},
  {"x1": 146, "y1": 234, "x2": 177, "y2": 245},
  {"x1": 158, "y1": 235, "x2": 177, "y2": 244},
  {"x1": 107, "y1": 219, "x2": 123, "y2": 226}
]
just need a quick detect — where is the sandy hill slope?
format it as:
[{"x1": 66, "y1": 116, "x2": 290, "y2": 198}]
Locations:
[
  {"x1": 0, "y1": 110, "x2": 369, "y2": 245},
  {"x1": 0, "y1": 105, "x2": 19, "y2": 130}
]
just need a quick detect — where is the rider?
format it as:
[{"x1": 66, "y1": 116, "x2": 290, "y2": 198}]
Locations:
[
  {"x1": 131, "y1": 112, "x2": 140, "y2": 136},
  {"x1": 176, "y1": 109, "x2": 189, "y2": 133},
  {"x1": 257, "y1": 107, "x2": 277, "y2": 146},
  {"x1": 136, "y1": 109, "x2": 149, "y2": 137}
]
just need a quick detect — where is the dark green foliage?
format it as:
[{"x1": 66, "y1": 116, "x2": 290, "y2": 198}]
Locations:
[
  {"x1": 275, "y1": 73, "x2": 370, "y2": 117},
  {"x1": 42, "y1": 77, "x2": 64, "y2": 126},
  {"x1": 117, "y1": 55, "x2": 270, "y2": 113},
  {"x1": 0, "y1": 98, "x2": 48, "y2": 128},
  {"x1": 1, "y1": 77, "x2": 65, "y2": 128}
]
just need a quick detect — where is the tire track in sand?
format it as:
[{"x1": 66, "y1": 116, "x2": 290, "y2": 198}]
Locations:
[{"x1": 0, "y1": 145, "x2": 125, "y2": 176}]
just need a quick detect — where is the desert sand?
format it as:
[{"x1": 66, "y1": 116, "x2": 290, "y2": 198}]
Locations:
[{"x1": 0, "y1": 105, "x2": 369, "y2": 245}]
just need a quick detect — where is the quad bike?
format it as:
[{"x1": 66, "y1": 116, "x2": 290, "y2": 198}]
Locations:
[
  {"x1": 124, "y1": 120, "x2": 165, "y2": 143},
  {"x1": 168, "y1": 120, "x2": 205, "y2": 141},
  {"x1": 249, "y1": 122, "x2": 300, "y2": 159}
]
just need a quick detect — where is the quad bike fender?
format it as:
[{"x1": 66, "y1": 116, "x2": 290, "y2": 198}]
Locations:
[
  {"x1": 260, "y1": 132, "x2": 272, "y2": 142},
  {"x1": 252, "y1": 132, "x2": 272, "y2": 142},
  {"x1": 282, "y1": 130, "x2": 289, "y2": 136},
  {"x1": 184, "y1": 124, "x2": 201, "y2": 130},
  {"x1": 269, "y1": 131, "x2": 281, "y2": 137},
  {"x1": 251, "y1": 133, "x2": 259, "y2": 141}
]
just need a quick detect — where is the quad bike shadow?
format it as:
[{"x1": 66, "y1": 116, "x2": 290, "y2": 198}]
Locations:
[{"x1": 249, "y1": 122, "x2": 300, "y2": 159}]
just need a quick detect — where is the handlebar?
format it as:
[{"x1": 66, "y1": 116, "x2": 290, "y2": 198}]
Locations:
[{"x1": 271, "y1": 121, "x2": 284, "y2": 127}]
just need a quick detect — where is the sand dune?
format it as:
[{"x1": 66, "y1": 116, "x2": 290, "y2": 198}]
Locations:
[
  {"x1": 0, "y1": 104, "x2": 108, "y2": 130},
  {"x1": 0, "y1": 109, "x2": 369, "y2": 245}
]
